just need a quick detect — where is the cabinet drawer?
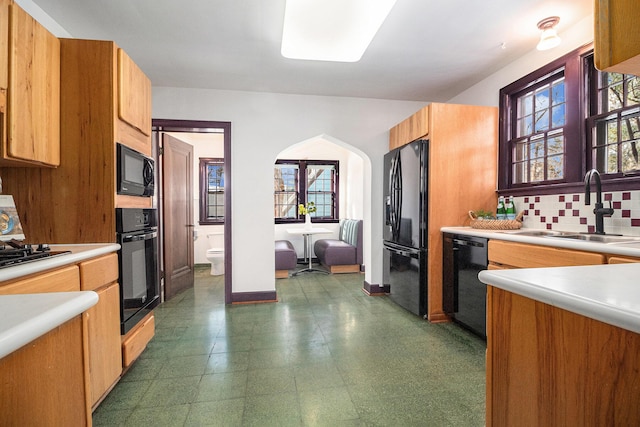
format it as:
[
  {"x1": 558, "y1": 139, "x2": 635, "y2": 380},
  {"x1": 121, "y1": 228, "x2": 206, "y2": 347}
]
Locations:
[
  {"x1": 607, "y1": 256, "x2": 640, "y2": 264},
  {"x1": 121, "y1": 312, "x2": 154, "y2": 368},
  {"x1": 488, "y1": 240, "x2": 606, "y2": 268},
  {"x1": 79, "y1": 253, "x2": 118, "y2": 291},
  {"x1": 0, "y1": 265, "x2": 80, "y2": 294}
]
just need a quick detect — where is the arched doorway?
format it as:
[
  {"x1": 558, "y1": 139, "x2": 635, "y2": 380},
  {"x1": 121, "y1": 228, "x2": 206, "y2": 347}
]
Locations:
[{"x1": 273, "y1": 134, "x2": 372, "y2": 278}]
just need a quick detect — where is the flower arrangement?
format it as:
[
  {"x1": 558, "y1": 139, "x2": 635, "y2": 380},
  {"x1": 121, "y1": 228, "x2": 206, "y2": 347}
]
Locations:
[{"x1": 298, "y1": 202, "x2": 316, "y2": 215}]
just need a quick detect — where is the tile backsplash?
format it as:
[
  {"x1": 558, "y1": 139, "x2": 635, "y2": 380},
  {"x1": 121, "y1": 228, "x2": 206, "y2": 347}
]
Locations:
[{"x1": 513, "y1": 191, "x2": 640, "y2": 236}]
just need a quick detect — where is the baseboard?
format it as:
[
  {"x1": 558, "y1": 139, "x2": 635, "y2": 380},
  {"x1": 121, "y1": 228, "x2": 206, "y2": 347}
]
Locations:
[
  {"x1": 231, "y1": 290, "x2": 278, "y2": 304},
  {"x1": 362, "y1": 281, "x2": 389, "y2": 296}
]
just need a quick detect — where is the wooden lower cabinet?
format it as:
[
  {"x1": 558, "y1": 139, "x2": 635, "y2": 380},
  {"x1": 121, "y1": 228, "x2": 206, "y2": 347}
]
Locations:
[
  {"x1": 486, "y1": 286, "x2": 640, "y2": 426},
  {"x1": 0, "y1": 316, "x2": 90, "y2": 426},
  {"x1": 79, "y1": 253, "x2": 123, "y2": 409},
  {"x1": 85, "y1": 283, "x2": 122, "y2": 408}
]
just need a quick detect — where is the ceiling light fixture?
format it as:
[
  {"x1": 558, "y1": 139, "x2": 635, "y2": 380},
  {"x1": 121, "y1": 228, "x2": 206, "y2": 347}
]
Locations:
[
  {"x1": 536, "y1": 16, "x2": 561, "y2": 51},
  {"x1": 281, "y1": 0, "x2": 397, "y2": 62}
]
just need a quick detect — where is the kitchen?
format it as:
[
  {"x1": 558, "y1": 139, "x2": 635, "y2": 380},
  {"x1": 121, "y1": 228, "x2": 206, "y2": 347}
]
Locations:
[{"x1": 1, "y1": 0, "x2": 639, "y2": 425}]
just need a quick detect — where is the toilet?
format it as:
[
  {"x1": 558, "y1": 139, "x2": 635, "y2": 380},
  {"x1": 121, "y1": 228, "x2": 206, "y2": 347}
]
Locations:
[{"x1": 205, "y1": 232, "x2": 224, "y2": 275}]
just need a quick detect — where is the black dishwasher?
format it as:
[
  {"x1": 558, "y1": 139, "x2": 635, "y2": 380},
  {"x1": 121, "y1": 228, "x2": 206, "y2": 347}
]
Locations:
[{"x1": 442, "y1": 233, "x2": 488, "y2": 339}]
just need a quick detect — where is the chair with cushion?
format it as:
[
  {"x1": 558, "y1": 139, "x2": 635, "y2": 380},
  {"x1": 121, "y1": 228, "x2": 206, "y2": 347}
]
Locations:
[
  {"x1": 275, "y1": 240, "x2": 297, "y2": 278},
  {"x1": 313, "y1": 219, "x2": 363, "y2": 273}
]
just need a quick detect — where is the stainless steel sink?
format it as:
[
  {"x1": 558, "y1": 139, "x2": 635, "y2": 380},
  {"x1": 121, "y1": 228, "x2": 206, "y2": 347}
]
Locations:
[
  {"x1": 502, "y1": 229, "x2": 565, "y2": 237},
  {"x1": 544, "y1": 234, "x2": 640, "y2": 244}
]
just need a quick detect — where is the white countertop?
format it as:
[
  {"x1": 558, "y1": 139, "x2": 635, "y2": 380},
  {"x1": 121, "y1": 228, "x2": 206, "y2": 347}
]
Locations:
[
  {"x1": 0, "y1": 291, "x2": 98, "y2": 359},
  {"x1": 441, "y1": 226, "x2": 640, "y2": 257},
  {"x1": 0, "y1": 243, "x2": 120, "y2": 282},
  {"x1": 0, "y1": 243, "x2": 119, "y2": 359},
  {"x1": 479, "y1": 263, "x2": 640, "y2": 335}
]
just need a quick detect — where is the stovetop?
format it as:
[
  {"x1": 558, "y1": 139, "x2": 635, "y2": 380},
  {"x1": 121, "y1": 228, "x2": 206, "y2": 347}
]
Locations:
[{"x1": 0, "y1": 241, "x2": 71, "y2": 269}]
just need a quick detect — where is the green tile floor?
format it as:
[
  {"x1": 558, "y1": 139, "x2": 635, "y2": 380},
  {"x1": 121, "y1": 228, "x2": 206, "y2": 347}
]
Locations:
[{"x1": 93, "y1": 266, "x2": 486, "y2": 426}]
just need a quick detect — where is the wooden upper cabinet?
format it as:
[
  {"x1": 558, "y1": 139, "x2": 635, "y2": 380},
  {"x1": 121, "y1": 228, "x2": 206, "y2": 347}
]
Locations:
[
  {"x1": 1, "y1": 1, "x2": 60, "y2": 167},
  {"x1": 117, "y1": 48, "x2": 151, "y2": 137},
  {"x1": 594, "y1": 0, "x2": 640, "y2": 75},
  {"x1": 389, "y1": 105, "x2": 429, "y2": 150}
]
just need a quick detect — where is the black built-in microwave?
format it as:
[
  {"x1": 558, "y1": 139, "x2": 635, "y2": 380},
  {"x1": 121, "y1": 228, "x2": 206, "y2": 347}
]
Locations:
[{"x1": 116, "y1": 143, "x2": 155, "y2": 197}]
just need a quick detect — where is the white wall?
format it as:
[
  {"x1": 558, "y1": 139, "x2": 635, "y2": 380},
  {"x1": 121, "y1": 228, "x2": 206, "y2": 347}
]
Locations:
[
  {"x1": 447, "y1": 14, "x2": 594, "y2": 106},
  {"x1": 153, "y1": 88, "x2": 425, "y2": 293}
]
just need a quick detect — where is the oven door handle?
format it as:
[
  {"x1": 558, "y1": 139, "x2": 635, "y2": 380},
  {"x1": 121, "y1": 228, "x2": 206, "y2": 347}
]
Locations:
[{"x1": 121, "y1": 231, "x2": 158, "y2": 242}]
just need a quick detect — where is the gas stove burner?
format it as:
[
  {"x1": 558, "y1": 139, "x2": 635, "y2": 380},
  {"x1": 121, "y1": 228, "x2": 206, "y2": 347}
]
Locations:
[{"x1": 0, "y1": 241, "x2": 70, "y2": 268}]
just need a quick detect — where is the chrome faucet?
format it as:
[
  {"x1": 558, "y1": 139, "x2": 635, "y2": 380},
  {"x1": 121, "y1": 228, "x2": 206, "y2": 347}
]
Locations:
[{"x1": 584, "y1": 169, "x2": 614, "y2": 235}]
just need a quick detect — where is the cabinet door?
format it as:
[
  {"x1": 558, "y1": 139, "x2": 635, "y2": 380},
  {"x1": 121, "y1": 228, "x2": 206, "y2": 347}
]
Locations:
[
  {"x1": 117, "y1": 48, "x2": 151, "y2": 137},
  {"x1": 86, "y1": 282, "x2": 122, "y2": 407},
  {"x1": 594, "y1": 0, "x2": 640, "y2": 75},
  {"x1": 6, "y1": 2, "x2": 60, "y2": 166}
]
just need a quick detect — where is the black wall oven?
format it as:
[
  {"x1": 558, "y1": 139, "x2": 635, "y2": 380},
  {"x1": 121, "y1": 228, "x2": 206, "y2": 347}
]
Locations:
[{"x1": 116, "y1": 208, "x2": 160, "y2": 334}]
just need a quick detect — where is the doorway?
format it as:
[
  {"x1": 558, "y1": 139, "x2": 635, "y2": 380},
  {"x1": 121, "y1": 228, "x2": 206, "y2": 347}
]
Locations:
[{"x1": 152, "y1": 119, "x2": 232, "y2": 304}]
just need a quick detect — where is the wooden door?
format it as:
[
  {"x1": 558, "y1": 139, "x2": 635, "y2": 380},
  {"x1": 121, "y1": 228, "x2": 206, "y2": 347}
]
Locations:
[{"x1": 162, "y1": 134, "x2": 194, "y2": 300}]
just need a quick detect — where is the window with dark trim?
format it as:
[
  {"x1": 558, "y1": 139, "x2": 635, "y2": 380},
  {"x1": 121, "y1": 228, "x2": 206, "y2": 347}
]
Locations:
[
  {"x1": 199, "y1": 158, "x2": 224, "y2": 225},
  {"x1": 500, "y1": 44, "x2": 640, "y2": 195},
  {"x1": 274, "y1": 160, "x2": 339, "y2": 223},
  {"x1": 586, "y1": 54, "x2": 640, "y2": 176}
]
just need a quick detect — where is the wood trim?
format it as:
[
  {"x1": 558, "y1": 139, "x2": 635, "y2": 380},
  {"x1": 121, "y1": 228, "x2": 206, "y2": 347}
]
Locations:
[
  {"x1": 275, "y1": 270, "x2": 289, "y2": 279},
  {"x1": 153, "y1": 119, "x2": 232, "y2": 304},
  {"x1": 328, "y1": 264, "x2": 360, "y2": 274}
]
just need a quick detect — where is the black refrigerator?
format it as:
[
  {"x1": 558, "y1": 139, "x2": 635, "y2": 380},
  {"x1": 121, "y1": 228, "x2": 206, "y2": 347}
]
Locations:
[{"x1": 383, "y1": 139, "x2": 428, "y2": 317}]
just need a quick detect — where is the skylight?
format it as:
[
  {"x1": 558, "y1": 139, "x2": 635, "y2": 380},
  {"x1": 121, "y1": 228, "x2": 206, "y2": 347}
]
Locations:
[{"x1": 281, "y1": 0, "x2": 397, "y2": 62}]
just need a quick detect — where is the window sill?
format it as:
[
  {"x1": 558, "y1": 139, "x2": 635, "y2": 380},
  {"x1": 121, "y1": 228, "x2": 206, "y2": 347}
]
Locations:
[{"x1": 499, "y1": 177, "x2": 640, "y2": 197}]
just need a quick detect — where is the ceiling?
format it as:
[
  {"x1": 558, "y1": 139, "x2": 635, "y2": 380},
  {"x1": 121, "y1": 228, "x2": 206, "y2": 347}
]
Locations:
[{"x1": 30, "y1": 0, "x2": 593, "y2": 102}]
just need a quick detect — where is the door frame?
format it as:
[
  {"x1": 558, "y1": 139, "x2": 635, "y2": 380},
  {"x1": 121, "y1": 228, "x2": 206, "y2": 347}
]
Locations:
[{"x1": 152, "y1": 119, "x2": 232, "y2": 304}]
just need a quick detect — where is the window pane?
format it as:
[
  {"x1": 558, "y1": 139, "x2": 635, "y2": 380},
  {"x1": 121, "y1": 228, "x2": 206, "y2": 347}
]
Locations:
[
  {"x1": 552, "y1": 80, "x2": 565, "y2": 105},
  {"x1": 547, "y1": 154, "x2": 563, "y2": 180},
  {"x1": 529, "y1": 135, "x2": 545, "y2": 159},
  {"x1": 551, "y1": 104, "x2": 565, "y2": 128},
  {"x1": 530, "y1": 159, "x2": 545, "y2": 182},
  {"x1": 513, "y1": 161, "x2": 527, "y2": 184},
  {"x1": 535, "y1": 87, "x2": 550, "y2": 110},
  {"x1": 534, "y1": 110, "x2": 549, "y2": 132},
  {"x1": 628, "y1": 76, "x2": 640, "y2": 106},
  {"x1": 548, "y1": 132, "x2": 564, "y2": 155},
  {"x1": 608, "y1": 83, "x2": 624, "y2": 110},
  {"x1": 274, "y1": 164, "x2": 299, "y2": 219},
  {"x1": 621, "y1": 140, "x2": 640, "y2": 173}
]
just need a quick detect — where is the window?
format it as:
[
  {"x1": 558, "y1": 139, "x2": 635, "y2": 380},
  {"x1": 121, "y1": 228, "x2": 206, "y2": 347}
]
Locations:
[
  {"x1": 274, "y1": 160, "x2": 339, "y2": 223},
  {"x1": 199, "y1": 158, "x2": 224, "y2": 224},
  {"x1": 511, "y1": 75, "x2": 566, "y2": 184},
  {"x1": 586, "y1": 55, "x2": 640, "y2": 176}
]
